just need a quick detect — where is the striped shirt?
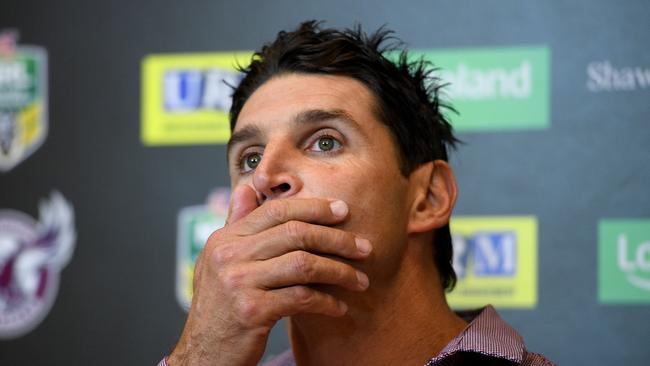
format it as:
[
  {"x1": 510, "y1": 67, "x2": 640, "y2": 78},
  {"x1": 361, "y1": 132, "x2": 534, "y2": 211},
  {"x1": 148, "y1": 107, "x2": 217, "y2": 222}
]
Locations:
[{"x1": 158, "y1": 305, "x2": 555, "y2": 366}]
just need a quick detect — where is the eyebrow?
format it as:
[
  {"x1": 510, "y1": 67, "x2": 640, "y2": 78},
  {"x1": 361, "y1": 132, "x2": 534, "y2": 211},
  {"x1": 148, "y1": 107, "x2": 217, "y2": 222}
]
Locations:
[
  {"x1": 227, "y1": 108, "x2": 363, "y2": 159},
  {"x1": 227, "y1": 124, "x2": 262, "y2": 157},
  {"x1": 295, "y1": 108, "x2": 361, "y2": 131}
]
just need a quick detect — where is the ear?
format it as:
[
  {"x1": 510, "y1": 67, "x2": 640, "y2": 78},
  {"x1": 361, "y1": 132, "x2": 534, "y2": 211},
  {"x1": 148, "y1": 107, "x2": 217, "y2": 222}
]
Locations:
[{"x1": 407, "y1": 160, "x2": 458, "y2": 234}]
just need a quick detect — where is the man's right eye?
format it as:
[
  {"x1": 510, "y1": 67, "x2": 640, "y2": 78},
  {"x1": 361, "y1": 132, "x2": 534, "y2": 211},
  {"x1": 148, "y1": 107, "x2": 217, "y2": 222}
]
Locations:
[{"x1": 240, "y1": 152, "x2": 262, "y2": 173}]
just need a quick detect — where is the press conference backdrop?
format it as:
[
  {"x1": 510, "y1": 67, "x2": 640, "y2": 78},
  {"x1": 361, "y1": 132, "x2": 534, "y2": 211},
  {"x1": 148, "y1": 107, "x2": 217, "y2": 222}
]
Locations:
[{"x1": 1, "y1": 0, "x2": 649, "y2": 365}]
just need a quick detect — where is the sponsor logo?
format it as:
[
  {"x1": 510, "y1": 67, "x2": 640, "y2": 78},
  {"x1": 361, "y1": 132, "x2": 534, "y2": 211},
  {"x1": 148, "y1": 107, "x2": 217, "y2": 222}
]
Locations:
[
  {"x1": 447, "y1": 216, "x2": 537, "y2": 309},
  {"x1": 0, "y1": 192, "x2": 75, "y2": 339},
  {"x1": 587, "y1": 61, "x2": 650, "y2": 92},
  {"x1": 0, "y1": 30, "x2": 48, "y2": 172},
  {"x1": 598, "y1": 219, "x2": 650, "y2": 303},
  {"x1": 143, "y1": 46, "x2": 549, "y2": 141},
  {"x1": 176, "y1": 188, "x2": 230, "y2": 309},
  {"x1": 409, "y1": 46, "x2": 550, "y2": 131},
  {"x1": 141, "y1": 52, "x2": 252, "y2": 146}
]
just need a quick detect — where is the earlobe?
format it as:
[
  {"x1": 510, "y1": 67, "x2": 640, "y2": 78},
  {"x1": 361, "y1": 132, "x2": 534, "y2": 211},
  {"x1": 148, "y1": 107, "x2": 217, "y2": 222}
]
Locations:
[{"x1": 407, "y1": 160, "x2": 457, "y2": 234}]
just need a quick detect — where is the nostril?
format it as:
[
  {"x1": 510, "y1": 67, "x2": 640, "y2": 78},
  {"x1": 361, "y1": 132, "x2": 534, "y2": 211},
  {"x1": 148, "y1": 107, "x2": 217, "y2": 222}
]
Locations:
[{"x1": 271, "y1": 183, "x2": 291, "y2": 195}]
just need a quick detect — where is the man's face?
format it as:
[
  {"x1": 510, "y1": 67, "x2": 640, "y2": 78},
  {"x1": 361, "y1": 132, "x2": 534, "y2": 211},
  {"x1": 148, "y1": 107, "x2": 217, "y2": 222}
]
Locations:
[{"x1": 227, "y1": 73, "x2": 415, "y2": 282}]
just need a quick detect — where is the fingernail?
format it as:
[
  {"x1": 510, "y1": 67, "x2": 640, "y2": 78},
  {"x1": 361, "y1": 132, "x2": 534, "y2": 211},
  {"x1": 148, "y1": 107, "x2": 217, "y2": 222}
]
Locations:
[
  {"x1": 356, "y1": 271, "x2": 369, "y2": 290},
  {"x1": 355, "y1": 238, "x2": 372, "y2": 255},
  {"x1": 329, "y1": 200, "x2": 348, "y2": 218}
]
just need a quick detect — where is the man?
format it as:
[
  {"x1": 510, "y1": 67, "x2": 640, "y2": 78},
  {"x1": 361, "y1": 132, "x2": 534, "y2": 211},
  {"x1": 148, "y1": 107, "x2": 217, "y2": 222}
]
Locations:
[{"x1": 161, "y1": 21, "x2": 554, "y2": 366}]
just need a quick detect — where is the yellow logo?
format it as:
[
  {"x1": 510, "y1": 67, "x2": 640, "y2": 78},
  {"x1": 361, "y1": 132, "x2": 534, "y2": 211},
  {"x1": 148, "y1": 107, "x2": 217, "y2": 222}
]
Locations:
[
  {"x1": 447, "y1": 216, "x2": 538, "y2": 309},
  {"x1": 141, "y1": 52, "x2": 252, "y2": 145}
]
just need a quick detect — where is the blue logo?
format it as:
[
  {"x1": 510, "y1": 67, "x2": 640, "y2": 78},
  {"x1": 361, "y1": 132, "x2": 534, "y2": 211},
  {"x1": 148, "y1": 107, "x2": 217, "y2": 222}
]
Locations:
[
  {"x1": 453, "y1": 231, "x2": 517, "y2": 278},
  {"x1": 163, "y1": 69, "x2": 243, "y2": 112},
  {"x1": 164, "y1": 70, "x2": 203, "y2": 111}
]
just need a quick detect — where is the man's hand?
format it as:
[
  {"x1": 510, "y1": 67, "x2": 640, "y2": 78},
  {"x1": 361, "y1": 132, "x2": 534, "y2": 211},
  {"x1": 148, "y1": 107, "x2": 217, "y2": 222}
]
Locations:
[{"x1": 168, "y1": 185, "x2": 373, "y2": 366}]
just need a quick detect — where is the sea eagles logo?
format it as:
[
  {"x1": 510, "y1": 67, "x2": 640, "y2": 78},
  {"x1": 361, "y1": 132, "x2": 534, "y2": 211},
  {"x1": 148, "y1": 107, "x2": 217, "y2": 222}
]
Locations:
[
  {"x1": 0, "y1": 192, "x2": 75, "y2": 339},
  {"x1": 0, "y1": 29, "x2": 49, "y2": 172}
]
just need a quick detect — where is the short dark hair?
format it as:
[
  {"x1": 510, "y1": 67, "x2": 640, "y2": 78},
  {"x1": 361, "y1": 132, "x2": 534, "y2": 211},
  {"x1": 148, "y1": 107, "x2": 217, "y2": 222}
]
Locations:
[{"x1": 229, "y1": 20, "x2": 460, "y2": 291}]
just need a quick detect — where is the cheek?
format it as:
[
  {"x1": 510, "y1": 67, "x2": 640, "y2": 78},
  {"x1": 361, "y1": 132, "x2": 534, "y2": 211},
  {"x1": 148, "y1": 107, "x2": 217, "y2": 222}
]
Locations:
[{"x1": 300, "y1": 158, "x2": 409, "y2": 243}]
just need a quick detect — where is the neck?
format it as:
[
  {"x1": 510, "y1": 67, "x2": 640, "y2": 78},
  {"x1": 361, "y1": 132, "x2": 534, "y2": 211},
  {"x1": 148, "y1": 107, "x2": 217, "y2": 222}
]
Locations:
[{"x1": 288, "y1": 241, "x2": 468, "y2": 366}]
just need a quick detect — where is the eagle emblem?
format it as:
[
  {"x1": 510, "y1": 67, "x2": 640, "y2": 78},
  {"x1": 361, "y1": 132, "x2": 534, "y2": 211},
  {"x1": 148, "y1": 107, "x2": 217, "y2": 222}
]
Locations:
[{"x1": 0, "y1": 191, "x2": 75, "y2": 339}]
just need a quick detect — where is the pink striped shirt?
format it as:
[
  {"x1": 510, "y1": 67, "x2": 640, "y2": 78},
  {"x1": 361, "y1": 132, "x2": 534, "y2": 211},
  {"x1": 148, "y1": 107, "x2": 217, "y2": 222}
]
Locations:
[{"x1": 158, "y1": 305, "x2": 555, "y2": 366}]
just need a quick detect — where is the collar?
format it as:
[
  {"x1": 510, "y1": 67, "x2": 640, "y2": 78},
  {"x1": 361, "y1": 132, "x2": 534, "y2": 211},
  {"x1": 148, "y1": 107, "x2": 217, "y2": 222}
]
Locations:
[{"x1": 426, "y1": 305, "x2": 525, "y2": 365}]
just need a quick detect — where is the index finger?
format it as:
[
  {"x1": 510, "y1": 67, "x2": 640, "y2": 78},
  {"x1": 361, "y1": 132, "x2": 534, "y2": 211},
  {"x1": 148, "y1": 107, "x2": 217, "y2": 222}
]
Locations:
[{"x1": 231, "y1": 198, "x2": 349, "y2": 235}]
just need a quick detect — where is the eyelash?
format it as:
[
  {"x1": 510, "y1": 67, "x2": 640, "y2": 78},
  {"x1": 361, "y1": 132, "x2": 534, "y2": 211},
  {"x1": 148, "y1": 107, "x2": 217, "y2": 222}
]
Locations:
[
  {"x1": 237, "y1": 149, "x2": 263, "y2": 174},
  {"x1": 307, "y1": 132, "x2": 343, "y2": 154},
  {"x1": 236, "y1": 131, "x2": 344, "y2": 174}
]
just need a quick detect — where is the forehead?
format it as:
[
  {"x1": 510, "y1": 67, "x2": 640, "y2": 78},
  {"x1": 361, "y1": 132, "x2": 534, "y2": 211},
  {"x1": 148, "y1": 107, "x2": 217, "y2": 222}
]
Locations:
[{"x1": 234, "y1": 73, "x2": 382, "y2": 132}]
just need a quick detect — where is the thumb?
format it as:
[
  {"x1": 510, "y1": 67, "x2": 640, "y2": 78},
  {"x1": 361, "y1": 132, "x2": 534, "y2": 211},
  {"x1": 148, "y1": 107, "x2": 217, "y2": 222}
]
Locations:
[{"x1": 227, "y1": 185, "x2": 259, "y2": 224}]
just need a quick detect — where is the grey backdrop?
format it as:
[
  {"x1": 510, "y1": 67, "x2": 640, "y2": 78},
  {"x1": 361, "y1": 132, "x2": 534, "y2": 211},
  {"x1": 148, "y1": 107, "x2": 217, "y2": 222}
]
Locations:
[{"x1": 1, "y1": 0, "x2": 649, "y2": 365}]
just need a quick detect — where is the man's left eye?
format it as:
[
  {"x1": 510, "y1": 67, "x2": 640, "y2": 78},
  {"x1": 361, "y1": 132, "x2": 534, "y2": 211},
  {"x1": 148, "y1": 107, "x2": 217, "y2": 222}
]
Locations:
[{"x1": 310, "y1": 136, "x2": 342, "y2": 152}]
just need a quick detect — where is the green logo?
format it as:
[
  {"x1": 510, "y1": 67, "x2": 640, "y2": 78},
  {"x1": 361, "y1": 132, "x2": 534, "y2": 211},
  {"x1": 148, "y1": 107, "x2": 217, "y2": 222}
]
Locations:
[
  {"x1": 0, "y1": 30, "x2": 48, "y2": 172},
  {"x1": 411, "y1": 46, "x2": 550, "y2": 131},
  {"x1": 176, "y1": 188, "x2": 230, "y2": 309},
  {"x1": 598, "y1": 219, "x2": 650, "y2": 304}
]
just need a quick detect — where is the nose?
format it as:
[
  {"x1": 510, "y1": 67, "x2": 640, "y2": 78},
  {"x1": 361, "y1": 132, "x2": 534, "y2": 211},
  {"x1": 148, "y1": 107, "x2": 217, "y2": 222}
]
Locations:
[{"x1": 252, "y1": 146, "x2": 303, "y2": 203}]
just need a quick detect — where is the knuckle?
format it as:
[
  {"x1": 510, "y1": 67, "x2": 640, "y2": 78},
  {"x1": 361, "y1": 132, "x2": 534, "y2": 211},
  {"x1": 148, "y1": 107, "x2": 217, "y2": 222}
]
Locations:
[
  {"x1": 206, "y1": 228, "x2": 225, "y2": 244},
  {"x1": 342, "y1": 266, "x2": 357, "y2": 284},
  {"x1": 284, "y1": 220, "x2": 306, "y2": 243},
  {"x1": 292, "y1": 286, "x2": 314, "y2": 307},
  {"x1": 219, "y1": 267, "x2": 245, "y2": 291},
  {"x1": 291, "y1": 252, "x2": 314, "y2": 281},
  {"x1": 266, "y1": 200, "x2": 289, "y2": 222},
  {"x1": 316, "y1": 200, "x2": 330, "y2": 217},
  {"x1": 335, "y1": 230, "x2": 353, "y2": 250},
  {"x1": 330, "y1": 261, "x2": 353, "y2": 285},
  {"x1": 210, "y1": 244, "x2": 235, "y2": 266},
  {"x1": 234, "y1": 294, "x2": 260, "y2": 327}
]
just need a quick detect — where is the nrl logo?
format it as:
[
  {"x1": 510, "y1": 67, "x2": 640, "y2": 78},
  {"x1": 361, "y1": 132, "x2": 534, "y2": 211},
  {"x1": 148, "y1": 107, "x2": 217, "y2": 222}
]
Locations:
[
  {"x1": 0, "y1": 29, "x2": 48, "y2": 173},
  {"x1": 0, "y1": 192, "x2": 76, "y2": 339},
  {"x1": 176, "y1": 188, "x2": 230, "y2": 310}
]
